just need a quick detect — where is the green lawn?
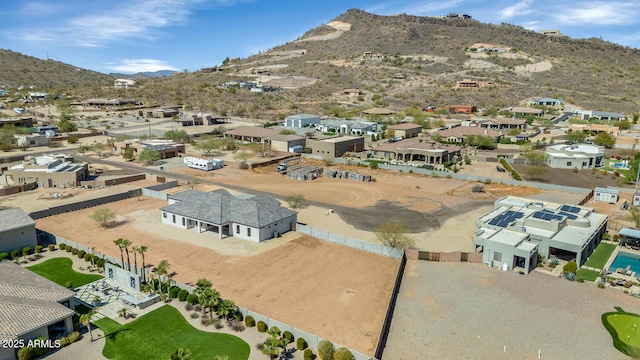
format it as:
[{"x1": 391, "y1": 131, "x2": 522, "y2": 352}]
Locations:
[
  {"x1": 602, "y1": 308, "x2": 640, "y2": 358},
  {"x1": 94, "y1": 305, "x2": 250, "y2": 360},
  {"x1": 27, "y1": 257, "x2": 103, "y2": 287},
  {"x1": 577, "y1": 268, "x2": 601, "y2": 282},
  {"x1": 583, "y1": 242, "x2": 617, "y2": 269}
]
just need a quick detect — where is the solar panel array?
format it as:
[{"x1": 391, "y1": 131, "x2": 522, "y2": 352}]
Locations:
[
  {"x1": 558, "y1": 211, "x2": 578, "y2": 220},
  {"x1": 488, "y1": 210, "x2": 524, "y2": 227},
  {"x1": 532, "y1": 211, "x2": 564, "y2": 221},
  {"x1": 560, "y1": 205, "x2": 581, "y2": 214}
]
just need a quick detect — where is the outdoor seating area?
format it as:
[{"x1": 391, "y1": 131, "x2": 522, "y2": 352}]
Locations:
[{"x1": 76, "y1": 279, "x2": 124, "y2": 307}]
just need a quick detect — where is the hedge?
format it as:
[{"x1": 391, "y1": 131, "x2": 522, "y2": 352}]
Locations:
[
  {"x1": 71, "y1": 248, "x2": 78, "y2": 255},
  {"x1": 65, "y1": 246, "x2": 72, "y2": 253},
  {"x1": 297, "y1": 337, "x2": 308, "y2": 350},
  {"x1": 499, "y1": 158, "x2": 522, "y2": 181},
  {"x1": 84, "y1": 253, "x2": 92, "y2": 262},
  {"x1": 177, "y1": 289, "x2": 188, "y2": 302},
  {"x1": 257, "y1": 320, "x2": 267, "y2": 333},
  {"x1": 96, "y1": 259, "x2": 105, "y2": 268},
  {"x1": 0, "y1": 253, "x2": 8, "y2": 261},
  {"x1": 22, "y1": 247, "x2": 31, "y2": 256},
  {"x1": 169, "y1": 286, "x2": 180, "y2": 298},
  {"x1": 245, "y1": 315, "x2": 256, "y2": 327},
  {"x1": 34, "y1": 245, "x2": 43, "y2": 253},
  {"x1": 303, "y1": 348, "x2": 314, "y2": 360},
  {"x1": 11, "y1": 250, "x2": 19, "y2": 260},
  {"x1": 77, "y1": 250, "x2": 86, "y2": 259},
  {"x1": 186, "y1": 293, "x2": 198, "y2": 305},
  {"x1": 59, "y1": 243, "x2": 66, "y2": 250},
  {"x1": 48, "y1": 244, "x2": 55, "y2": 251}
]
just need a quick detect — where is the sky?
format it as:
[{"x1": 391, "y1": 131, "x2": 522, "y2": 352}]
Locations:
[{"x1": 2, "y1": 0, "x2": 640, "y2": 74}]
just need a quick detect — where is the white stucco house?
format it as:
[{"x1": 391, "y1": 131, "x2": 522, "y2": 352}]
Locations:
[
  {"x1": 160, "y1": 189, "x2": 297, "y2": 242},
  {"x1": 545, "y1": 144, "x2": 605, "y2": 169}
]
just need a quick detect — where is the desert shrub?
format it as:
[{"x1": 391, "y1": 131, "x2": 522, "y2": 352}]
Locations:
[
  {"x1": 563, "y1": 260, "x2": 577, "y2": 274},
  {"x1": 194, "y1": 305, "x2": 202, "y2": 312},
  {"x1": 230, "y1": 320, "x2": 245, "y2": 332},
  {"x1": 602, "y1": 232, "x2": 611, "y2": 240},
  {"x1": 71, "y1": 248, "x2": 78, "y2": 255},
  {"x1": 269, "y1": 326, "x2": 281, "y2": 335},
  {"x1": 59, "y1": 243, "x2": 66, "y2": 250},
  {"x1": 471, "y1": 184, "x2": 485, "y2": 193},
  {"x1": 161, "y1": 282, "x2": 169, "y2": 293},
  {"x1": 67, "y1": 136, "x2": 79, "y2": 144},
  {"x1": 304, "y1": 348, "x2": 314, "y2": 360},
  {"x1": 66, "y1": 281, "x2": 73, "y2": 289},
  {"x1": 213, "y1": 318, "x2": 223, "y2": 329},
  {"x1": 34, "y1": 245, "x2": 43, "y2": 253},
  {"x1": 185, "y1": 303, "x2": 193, "y2": 311},
  {"x1": 11, "y1": 250, "x2": 19, "y2": 259},
  {"x1": 484, "y1": 178, "x2": 492, "y2": 184},
  {"x1": 17, "y1": 346, "x2": 36, "y2": 360},
  {"x1": 84, "y1": 253, "x2": 92, "y2": 262},
  {"x1": 186, "y1": 293, "x2": 198, "y2": 305},
  {"x1": 65, "y1": 246, "x2": 72, "y2": 253},
  {"x1": 334, "y1": 348, "x2": 353, "y2": 360},
  {"x1": 598, "y1": 282, "x2": 606, "y2": 289},
  {"x1": 66, "y1": 331, "x2": 80, "y2": 344},
  {"x1": 283, "y1": 330, "x2": 294, "y2": 344},
  {"x1": 178, "y1": 289, "x2": 188, "y2": 301},
  {"x1": 48, "y1": 244, "x2": 55, "y2": 251},
  {"x1": 257, "y1": 320, "x2": 267, "y2": 333},
  {"x1": 22, "y1": 247, "x2": 31, "y2": 256},
  {"x1": 201, "y1": 317, "x2": 213, "y2": 326},
  {"x1": 245, "y1": 315, "x2": 256, "y2": 327},
  {"x1": 566, "y1": 272, "x2": 576, "y2": 281},
  {"x1": 613, "y1": 234, "x2": 620, "y2": 242},
  {"x1": 190, "y1": 312, "x2": 199, "y2": 319},
  {"x1": 297, "y1": 337, "x2": 308, "y2": 350},
  {"x1": 0, "y1": 252, "x2": 8, "y2": 261},
  {"x1": 77, "y1": 250, "x2": 86, "y2": 259},
  {"x1": 318, "y1": 340, "x2": 334, "y2": 360},
  {"x1": 96, "y1": 259, "x2": 105, "y2": 268},
  {"x1": 169, "y1": 286, "x2": 180, "y2": 298}
]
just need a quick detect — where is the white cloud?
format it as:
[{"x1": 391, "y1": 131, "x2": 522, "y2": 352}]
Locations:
[
  {"x1": 552, "y1": 2, "x2": 640, "y2": 26},
  {"x1": 105, "y1": 59, "x2": 178, "y2": 73},
  {"x1": 500, "y1": 0, "x2": 533, "y2": 19},
  {"x1": 20, "y1": 2, "x2": 67, "y2": 16},
  {"x1": 521, "y1": 21, "x2": 540, "y2": 30}
]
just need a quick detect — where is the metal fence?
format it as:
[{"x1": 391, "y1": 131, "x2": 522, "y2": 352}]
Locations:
[
  {"x1": 296, "y1": 223, "x2": 404, "y2": 259},
  {"x1": 29, "y1": 189, "x2": 141, "y2": 220},
  {"x1": 374, "y1": 253, "x2": 407, "y2": 359},
  {"x1": 141, "y1": 180, "x2": 179, "y2": 201}
]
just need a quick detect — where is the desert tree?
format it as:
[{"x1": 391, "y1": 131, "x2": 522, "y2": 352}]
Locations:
[
  {"x1": 123, "y1": 146, "x2": 135, "y2": 161},
  {"x1": 593, "y1": 132, "x2": 616, "y2": 148},
  {"x1": 164, "y1": 129, "x2": 190, "y2": 144},
  {"x1": 137, "y1": 148, "x2": 161, "y2": 165},
  {"x1": 233, "y1": 148, "x2": 252, "y2": 169},
  {"x1": 374, "y1": 221, "x2": 415, "y2": 249},
  {"x1": 91, "y1": 207, "x2": 116, "y2": 228}
]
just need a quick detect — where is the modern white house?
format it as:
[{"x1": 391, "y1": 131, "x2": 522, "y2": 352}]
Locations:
[
  {"x1": 581, "y1": 110, "x2": 627, "y2": 121},
  {"x1": 160, "y1": 189, "x2": 297, "y2": 242},
  {"x1": 114, "y1": 79, "x2": 136, "y2": 88},
  {"x1": 530, "y1": 98, "x2": 563, "y2": 107},
  {"x1": 284, "y1": 114, "x2": 321, "y2": 128},
  {"x1": 473, "y1": 196, "x2": 608, "y2": 273},
  {"x1": 593, "y1": 187, "x2": 619, "y2": 204},
  {"x1": 314, "y1": 119, "x2": 379, "y2": 135},
  {"x1": 0, "y1": 208, "x2": 37, "y2": 253},
  {"x1": 545, "y1": 144, "x2": 605, "y2": 169},
  {"x1": 0, "y1": 261, "x2": 75, "y2": 360}
]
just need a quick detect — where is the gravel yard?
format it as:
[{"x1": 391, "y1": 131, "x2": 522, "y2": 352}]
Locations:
[{"x1": 383, "y1": 261, "x2": 640, "y2": 359}]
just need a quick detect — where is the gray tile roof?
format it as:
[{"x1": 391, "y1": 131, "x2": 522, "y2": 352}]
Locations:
[
  {"x1": 0, "y1": 261, "x2": 75, "y2": 341},
  {"x1": 0, "y1": 208, "x2": 35, "y2": 232},
  {"x1": 162, "y1": 189, "x2": 297, "y2": 227}
]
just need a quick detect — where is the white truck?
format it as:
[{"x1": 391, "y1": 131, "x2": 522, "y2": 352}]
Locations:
[{"x1": 183, "y1": 157, "x2": 224, "y2": 171}]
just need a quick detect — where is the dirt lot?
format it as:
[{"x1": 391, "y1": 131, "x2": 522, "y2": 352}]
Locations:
[
  {"x1": 513, "y1": 163, "x2": 623, "y2": 189},
  {"x1": 384, "y1": 261, "x2": 639, "y2": 359},
  {"x1": 35, "y1": 197, "x2": 399, "y2": 355}
]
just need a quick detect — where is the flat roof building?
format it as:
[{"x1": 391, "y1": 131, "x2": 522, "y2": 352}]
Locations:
[
  {"x1": 388, "y1": 123, "x2": 422, "y2": 139},
  {"x1": 307, "y1": 136, "x2": 365, "y2": 158},
  {"x1": 473, "y1": 196, "x2": 608, "y2": 273},
  {"x1": 545, "y1": 143, "x2": 604, "y2": 169},
  {"x1": 3, "y1": 156, "x2": 88, "y2": 188},
  {"x1": 284, "y1": 114, "x2": 321, "y2": 128}
]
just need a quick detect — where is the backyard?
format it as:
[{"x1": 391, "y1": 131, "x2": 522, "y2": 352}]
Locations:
[
  {"x1": 26, "y1": 257, "x2": 103, "y2": 287},
  {"x1": 94, "y1": 305, "x2": 250, "y2": 360},
  {"x1": 602, "y1": 307, "x2": 640, "y2": 358},
  {"x1": 577, "y1": 242, "x2": 617, "y2": 281}
]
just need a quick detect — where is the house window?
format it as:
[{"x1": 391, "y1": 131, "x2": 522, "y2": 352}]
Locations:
[
  {"x1": 566, "y1": 161, "x2": 572, "y2": 166},
  {"x1": 182, "y1": 218, "x2": 185, "y2": 226},
  {"x1": 493, "y1": 252, "x2": 502, "y2": 262},
  {"x1": 130, "y1": 277, "x2": 136, "y2": 288},
  {"x1": 583, "y1": 162, "x2": 587, "y2": 167},
  {"x1": 236, "y1": 225, "x2": 240, "y2": 233},
  {"x1": 247, "y1": 228, "x2": 251, "y2": 236},
  {"x1": 172, "y1": 215, "x2": 176, "y2": 223},
  {"x1": 108, "y1": 268, "x2": 114, "y2": 279},
  {"x1": 163, "y1": 212, "x2": 167, "y2": 218}
]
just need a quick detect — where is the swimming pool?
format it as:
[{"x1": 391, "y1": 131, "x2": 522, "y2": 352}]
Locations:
[
  {"x1": 610, "y1": 252, "x2": 640, "y2": 274},
  {"x1": 611, "y1": 161, "x2": 629, "y2": 169}
]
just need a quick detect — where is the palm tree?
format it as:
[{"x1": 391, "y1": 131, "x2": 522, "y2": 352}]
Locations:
[
  {"x1": 118, "y1": 307, "x2": 130, "y2": 319},
  {"x1": 121, "y1": 239, "x2": 132, "y2": 272},
  {"x1": 157, "y1": 260, "x2": 170, "y2": 295},
  {"x1": 79, "y1": 308, "x2": 98, "y2": 341},
  {"x1": 113, "y1": 238, "x2": 125, "y2": 268},
  {"x1": 170, "y1": 348, "x2": 192, "y2": 360},
  {"x1": 198, "y1": 288, "x2": 220, "y2": 317},
  {"x1": 194, "y1": 278, "x2": 212, "y2": 297},
  {"x1": 137, "y1": 245, "x2": 148, "y2": 282},
  {"x1": 90, "y1": 246, "x2": 96, "y2": 268},
  {"x1": 131, "y1": 245, "x2": 139, "y2": 274},
  {"x1": 217, "y1": 299, "x2": 237, "y2": 320}
]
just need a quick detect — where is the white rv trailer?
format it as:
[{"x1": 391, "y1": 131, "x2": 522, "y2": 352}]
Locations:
[{"x1": 183, "y1": 157, "x2": 224, "y2": 171}]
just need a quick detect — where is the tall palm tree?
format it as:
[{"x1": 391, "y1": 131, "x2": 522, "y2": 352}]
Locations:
[
  {"x1": 79, "y1": 308, "x2": 98, "y2": 341},
  {"x1": 217, "y1": 299, "x2": 237, "y2": 320},
  {"x1": 131, "y1": 245, "x2": 139, "y2": 274},
  {"x1": 198, "y1": 287, "x2": 220, "y2": 317},
  {"x1": 90, "y1": 246, "x2": 96, "y2": 268},
  {"x1": 113, "y1": 238, "x2": 125, "y2": 268},
  {"x1": 121, "y1": 239, "x2": 132, "y2": 272},
  {"x1": 137, "y1": 245, "x2": 148, "y2": 282}
]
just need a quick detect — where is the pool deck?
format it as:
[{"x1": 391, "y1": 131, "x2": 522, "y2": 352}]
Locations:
[{"x1": 600, "y1": 244, "x2": 640, "y2": 293}]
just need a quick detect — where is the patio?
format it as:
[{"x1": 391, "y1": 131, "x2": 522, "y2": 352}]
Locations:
[{"x1": 75, "y1": 279, "x2": 163, "y2": 321}]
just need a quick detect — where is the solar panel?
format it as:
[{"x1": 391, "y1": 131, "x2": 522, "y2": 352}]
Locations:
[
  {"x1": 489, "y1": 210, "x2": 524, "y2": 228},
  {"x1": 541, "y1": 209, "x2": 554, "y2": 213},
  {"x1": 560, "y1": 205, "x2": 580, "y2": 214},
  {"x1": 559, "y1": 211, "x2": 578, "y2": 220},
  {"x1": 533, "y1": 212, "x2": 544, "y2": 219}
]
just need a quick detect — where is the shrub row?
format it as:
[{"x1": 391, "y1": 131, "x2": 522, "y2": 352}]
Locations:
[{"x1": 499, "y1": 158, "x2": 522, "y2": 180}]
